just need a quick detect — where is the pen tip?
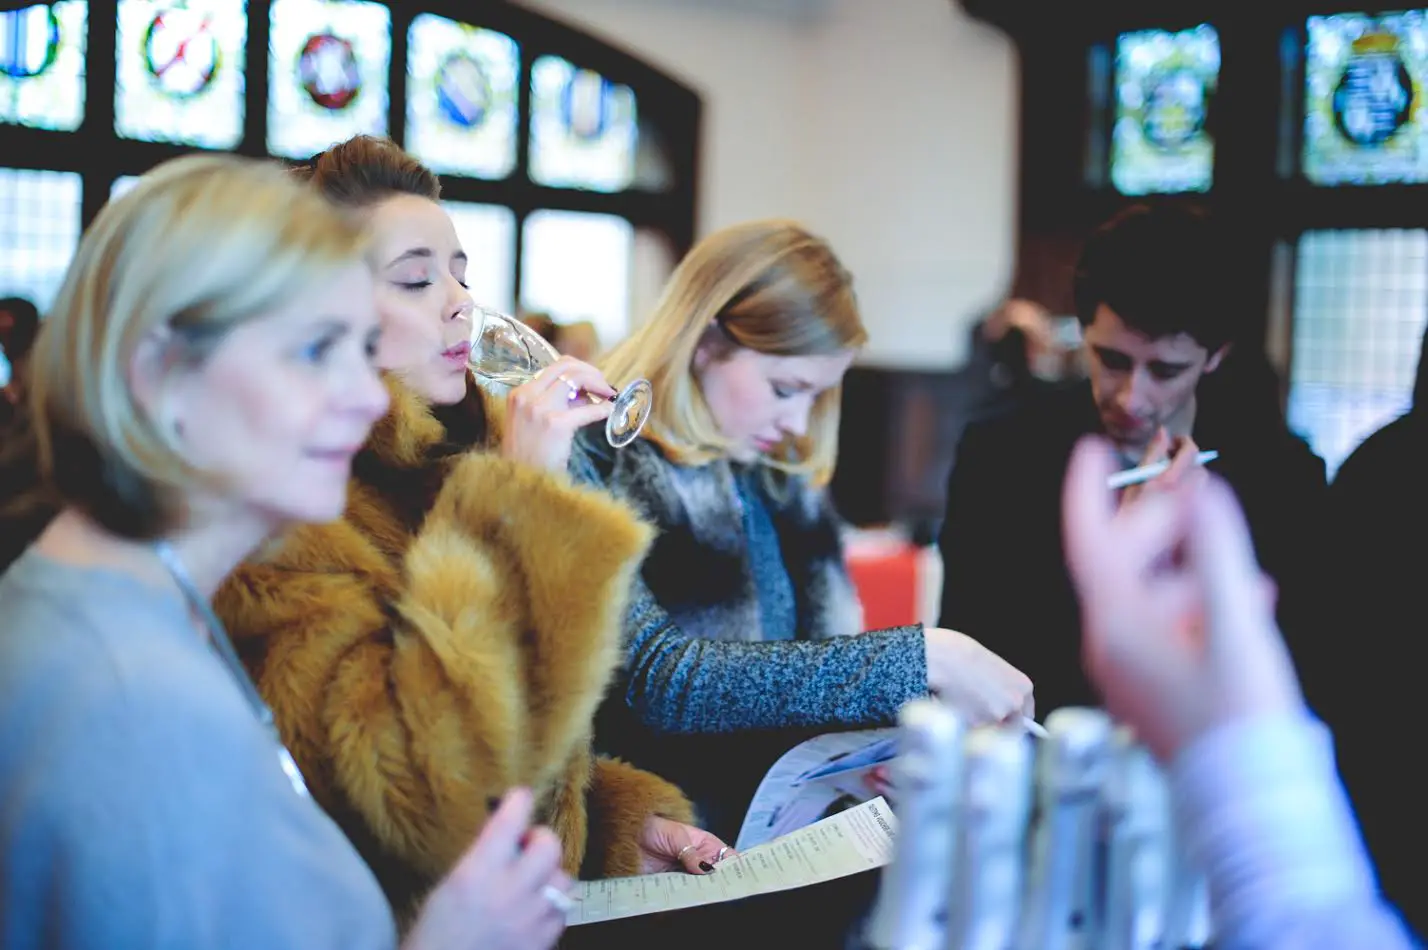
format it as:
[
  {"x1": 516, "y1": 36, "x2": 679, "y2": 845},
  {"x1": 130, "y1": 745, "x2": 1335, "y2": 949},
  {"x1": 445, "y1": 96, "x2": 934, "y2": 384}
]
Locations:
[{"x1": 1023, "y1": 717, "x2": 1050, "y2": 739}]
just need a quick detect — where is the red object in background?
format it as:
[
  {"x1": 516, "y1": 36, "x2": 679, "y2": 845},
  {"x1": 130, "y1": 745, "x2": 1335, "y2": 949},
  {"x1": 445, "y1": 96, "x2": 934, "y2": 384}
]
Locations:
[{"x1": 846, "y1": 545, "x2": 922, "y2": 630}]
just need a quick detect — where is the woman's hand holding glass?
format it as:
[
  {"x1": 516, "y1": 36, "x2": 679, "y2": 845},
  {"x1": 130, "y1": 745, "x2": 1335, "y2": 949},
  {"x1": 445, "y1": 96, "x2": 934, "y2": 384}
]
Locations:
[
  {"x1": 469, "y1": 305, "x2": 654, "y2": 449},
  {"x1": 500, "y1": 356, "x2": 617, "y2": 473}
]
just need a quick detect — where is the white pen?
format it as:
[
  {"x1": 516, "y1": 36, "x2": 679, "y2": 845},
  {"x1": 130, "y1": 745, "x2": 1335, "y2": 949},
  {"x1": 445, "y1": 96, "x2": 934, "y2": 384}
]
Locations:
[
  {"x1": 1107, "y1": 450, "x2": 1219, "y2": 490},
  {"x1": 1024, "y1": 717, "x2": 1050, "y2": 739},
  {"x1": 542, "y1": 884, "x2": 577, "y2": 912}
]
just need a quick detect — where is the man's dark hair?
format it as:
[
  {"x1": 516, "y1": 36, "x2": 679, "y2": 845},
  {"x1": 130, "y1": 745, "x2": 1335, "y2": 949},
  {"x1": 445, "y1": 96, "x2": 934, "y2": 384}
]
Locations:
[
  {"x1": 0, "y1": 296, "x2": 40, "y2": 361},
  {"x1": 1073, "y1": 203, "x2": 1236, "y2": 352}
]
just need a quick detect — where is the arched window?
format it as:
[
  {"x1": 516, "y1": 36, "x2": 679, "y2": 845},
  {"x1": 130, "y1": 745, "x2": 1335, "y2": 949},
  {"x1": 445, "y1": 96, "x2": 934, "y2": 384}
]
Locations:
[{"x1": 0, "y1": 0, "x2": 700, "y2": 350}]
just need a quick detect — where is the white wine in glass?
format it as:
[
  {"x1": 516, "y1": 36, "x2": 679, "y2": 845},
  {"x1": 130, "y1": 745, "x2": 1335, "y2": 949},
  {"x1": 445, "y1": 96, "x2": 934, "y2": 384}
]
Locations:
[{"x1": 468, "y1": 305, "x2": 653, "y2": 448}]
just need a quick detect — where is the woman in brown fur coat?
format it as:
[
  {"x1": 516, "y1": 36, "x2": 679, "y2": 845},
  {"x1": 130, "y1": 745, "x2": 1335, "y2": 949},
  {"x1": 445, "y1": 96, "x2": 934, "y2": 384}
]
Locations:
[{"x1": 213, "y1": 136, "x2": 727, "y2": 922}]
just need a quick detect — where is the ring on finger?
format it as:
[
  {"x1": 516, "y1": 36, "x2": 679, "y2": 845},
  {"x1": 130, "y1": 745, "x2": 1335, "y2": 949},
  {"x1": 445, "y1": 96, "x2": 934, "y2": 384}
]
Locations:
[
  {"x1": 675, "y1": 844, "x2": 698, "y2": 863},
  {"x1": 715, "y1": 846, "x2": 730, "y2": 863},
  {"x1": 556, "y1": 373, "x2": 580, "y2": 402}
]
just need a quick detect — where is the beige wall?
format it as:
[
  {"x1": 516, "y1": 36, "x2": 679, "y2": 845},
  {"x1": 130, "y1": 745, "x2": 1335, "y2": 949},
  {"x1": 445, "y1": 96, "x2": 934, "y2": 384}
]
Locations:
[{"x1": 518, "y1": 0, "x2": 1020, "y2": 369}]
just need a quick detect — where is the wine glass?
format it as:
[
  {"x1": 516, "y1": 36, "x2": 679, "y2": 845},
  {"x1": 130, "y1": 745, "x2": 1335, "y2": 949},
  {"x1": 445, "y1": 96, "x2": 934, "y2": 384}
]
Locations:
[{"x1": 468, "y1": 304, "x2": 653, "y2": 448}]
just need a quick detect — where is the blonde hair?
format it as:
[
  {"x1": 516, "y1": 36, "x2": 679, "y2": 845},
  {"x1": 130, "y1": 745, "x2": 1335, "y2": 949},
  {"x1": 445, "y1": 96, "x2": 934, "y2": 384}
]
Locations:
[
  {"x1": 29, "y1": 153, "x2": 372, "y2": 538},
  {"x1": 600, "y1": 219, "x2": 866, "y2": 485}
]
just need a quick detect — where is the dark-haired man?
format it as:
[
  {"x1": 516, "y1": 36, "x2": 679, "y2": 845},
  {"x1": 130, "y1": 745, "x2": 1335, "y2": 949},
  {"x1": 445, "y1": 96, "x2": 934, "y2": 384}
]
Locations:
[{"x1": 937, "y1": 205, "x2": 1326, "y2": 716}]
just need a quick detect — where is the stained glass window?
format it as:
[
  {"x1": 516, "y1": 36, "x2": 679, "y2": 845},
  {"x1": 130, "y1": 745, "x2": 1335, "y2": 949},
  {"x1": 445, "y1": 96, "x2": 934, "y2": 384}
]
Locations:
[
  {"x1": 1110, "y1": 24, "x2": 1219, "y2": 195},
  {"x1": 0, "y1": 2, "x2": 87, "y2": 131},
  {"x1": 442, "y1": 201, "x2": 515, "y2": 313},
  {"x1": 0, "y1": 167, "x2": 80, "y2": 310},
  {"x1": 529, "y1": 55, "x2": 637, "y2": 192},
  {"x1": 266, "y1": 0, "x2": 389, "y2": 160},
  {"x1": 114, "y1": 0, "x2": 246, "y2": 148},
  {"x1": 1287, "y1": 229, "x2": 1428, "y2": 477},
  {"x1": 407, "y1": 15, "x2": 518, "y2": 180},
  {"x1": 521, "y1": 210, "x2": 633, "y2": 347},
  {"x1": 111, "y1": 174, "x2": 141, "y2": 200},
  {"x1": 1304, "y1": 11, "x2": 1428, "y2": 185}
]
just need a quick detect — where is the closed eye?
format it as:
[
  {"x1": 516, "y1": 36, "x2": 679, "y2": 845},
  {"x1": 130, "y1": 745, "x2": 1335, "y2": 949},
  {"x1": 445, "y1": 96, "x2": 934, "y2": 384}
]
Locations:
[{"x1": 772, "y1": 378, "x2": 817, "y2": 399}]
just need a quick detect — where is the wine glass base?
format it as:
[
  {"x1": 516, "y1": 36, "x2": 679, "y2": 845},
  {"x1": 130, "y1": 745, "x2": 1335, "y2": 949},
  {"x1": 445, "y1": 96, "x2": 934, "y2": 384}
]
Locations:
[{"x1": 607, "y1": 379, "x2": 653, "y2": 447}]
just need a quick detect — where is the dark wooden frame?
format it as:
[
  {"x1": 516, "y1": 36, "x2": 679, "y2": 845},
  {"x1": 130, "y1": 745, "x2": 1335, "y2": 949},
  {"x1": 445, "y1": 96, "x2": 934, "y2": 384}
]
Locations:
[{"x1": 961, "y1": 0, "x2": 1428, "y2": 376}]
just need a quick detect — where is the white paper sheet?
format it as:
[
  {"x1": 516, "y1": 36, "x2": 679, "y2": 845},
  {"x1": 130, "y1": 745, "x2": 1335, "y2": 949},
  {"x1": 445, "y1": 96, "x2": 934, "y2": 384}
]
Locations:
[
  {"x1": 734, "y1": 728, "x2": 899, "y2": 851},
  {"x1": 566, "y1": 796, "x2": 898, "y2": 926}
]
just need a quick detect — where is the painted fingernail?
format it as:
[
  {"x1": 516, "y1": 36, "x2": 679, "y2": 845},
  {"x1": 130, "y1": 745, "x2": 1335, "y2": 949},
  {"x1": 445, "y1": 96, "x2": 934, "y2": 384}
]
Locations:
[{"x1": 699, "y1": 861, "x2": 715, "y2": 873}]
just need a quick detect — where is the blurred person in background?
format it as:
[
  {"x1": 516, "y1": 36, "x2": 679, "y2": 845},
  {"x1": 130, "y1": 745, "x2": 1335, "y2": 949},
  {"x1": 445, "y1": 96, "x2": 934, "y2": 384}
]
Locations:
[
  {"x1": 520, "y1": 310, "x2": 559, "y2": 345},
  {"x1": 558, "y1": 319, "x2": 601, "y2": 362},
  {"x1": 521, "y1": 310, "x2": 603, "y2": 362},
  {"x1": 937, "y1": 295, "x2": 1084, "y2": 482},
  {"x1": 940, "y1": 203, "x2": 1325, "y2": 717},
  {"x1": 1313, "y1": 321, "x2": 1428, "y2": 937},
  {"x1": 1064, "y1": 436, "x2": 1418, "y2": 949},
  {"x1": 0, "y1": 296, "x2": 39, "y2": 431}
]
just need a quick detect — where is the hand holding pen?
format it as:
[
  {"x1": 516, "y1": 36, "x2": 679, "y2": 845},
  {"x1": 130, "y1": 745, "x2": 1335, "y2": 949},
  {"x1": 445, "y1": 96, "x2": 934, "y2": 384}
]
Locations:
[{"x1": 1114, "y1": 428, "x2": 1214, "y2": 502}]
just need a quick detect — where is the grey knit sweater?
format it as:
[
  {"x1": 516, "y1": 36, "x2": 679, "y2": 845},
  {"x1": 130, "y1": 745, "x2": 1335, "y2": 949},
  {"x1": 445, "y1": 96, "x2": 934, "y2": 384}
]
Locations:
[{"x1": 571, "y1": 430, "x2": 929, "y2": 736}]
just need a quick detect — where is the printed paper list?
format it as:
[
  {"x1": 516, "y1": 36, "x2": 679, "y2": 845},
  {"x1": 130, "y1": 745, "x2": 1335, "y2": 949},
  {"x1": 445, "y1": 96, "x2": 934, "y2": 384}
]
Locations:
[{"x1": 568, "y1": 796, "x2": 898, "y2": 925}]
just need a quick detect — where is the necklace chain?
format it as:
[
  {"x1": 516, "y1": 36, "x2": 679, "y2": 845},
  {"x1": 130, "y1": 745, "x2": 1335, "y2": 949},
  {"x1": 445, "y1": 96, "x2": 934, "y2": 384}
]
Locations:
[{"x1": 152, "y1": 541, "x2": 310, "y2": 799}]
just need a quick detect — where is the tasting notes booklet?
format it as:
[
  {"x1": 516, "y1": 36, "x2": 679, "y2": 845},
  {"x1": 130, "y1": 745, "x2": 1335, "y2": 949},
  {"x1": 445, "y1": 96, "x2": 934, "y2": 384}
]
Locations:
[{"x1": 566, "y1": 796, "x2": 897, "y2": 925}]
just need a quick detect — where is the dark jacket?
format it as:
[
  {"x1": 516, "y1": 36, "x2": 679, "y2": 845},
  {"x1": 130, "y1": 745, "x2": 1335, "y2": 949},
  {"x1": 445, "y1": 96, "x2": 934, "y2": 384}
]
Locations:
[
  {"x1": 938, "y1": 378, "x2": 1327, "y2": 716},
  {"x1": 1319, "y1": 410, "x2": 1427, "y2": 936},
  {"x1": 0, "y1": 410, "x2": 56, "y2": 575}
]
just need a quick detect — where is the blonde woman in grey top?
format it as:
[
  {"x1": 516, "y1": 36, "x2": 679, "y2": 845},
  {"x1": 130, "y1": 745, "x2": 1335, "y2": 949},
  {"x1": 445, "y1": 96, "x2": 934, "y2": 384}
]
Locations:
[{"x1": 0, "y1": 156, "x2": 573, "y2": 950}]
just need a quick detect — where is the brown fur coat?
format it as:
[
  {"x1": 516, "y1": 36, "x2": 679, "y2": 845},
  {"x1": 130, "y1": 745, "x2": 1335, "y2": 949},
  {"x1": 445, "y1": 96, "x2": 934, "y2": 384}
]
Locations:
[{"x1": 214, "y1": 377, "x2": 693, "y2": 916}]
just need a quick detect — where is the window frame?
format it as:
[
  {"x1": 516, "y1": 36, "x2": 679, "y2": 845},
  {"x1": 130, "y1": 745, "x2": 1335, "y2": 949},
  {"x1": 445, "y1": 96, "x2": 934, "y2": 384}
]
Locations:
[
  {"x1": 0, "y1": 0, "x2": 702, "y2": 317},
  {"x1": 969, "y1": 0, "x2": 1428, "y2": 418}
]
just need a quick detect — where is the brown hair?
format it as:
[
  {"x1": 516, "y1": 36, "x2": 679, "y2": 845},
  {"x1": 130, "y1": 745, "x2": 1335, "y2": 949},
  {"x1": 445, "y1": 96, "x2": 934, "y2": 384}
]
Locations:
[
  {"x1": 294, "y1": 135, "x2": 492, "y2": 442},
  {"x1": 599, "y1": 219, "x2": 866, "y2": 485},
  {"x1": 296, "y1": 135, "x2": 441, "y2": 207}
]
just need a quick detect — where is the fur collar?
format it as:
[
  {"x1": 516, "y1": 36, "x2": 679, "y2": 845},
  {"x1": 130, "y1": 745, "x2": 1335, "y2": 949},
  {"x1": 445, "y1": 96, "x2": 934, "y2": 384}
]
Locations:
[
  {"x1": 217, "y1": 374, "x2": 692, "y2": 908},
  {"x1": 340, "y1": 375, "x2": 506, "y2": 535},
  {"x1": 363, "y1": 373, "x2": 505, "y2": 468},
  {"x1": 578, "y1": 431, "x2": 863, "y2": 642}
]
